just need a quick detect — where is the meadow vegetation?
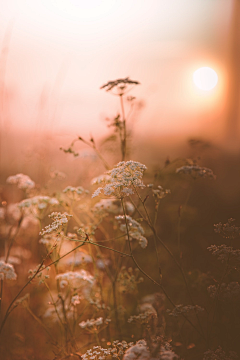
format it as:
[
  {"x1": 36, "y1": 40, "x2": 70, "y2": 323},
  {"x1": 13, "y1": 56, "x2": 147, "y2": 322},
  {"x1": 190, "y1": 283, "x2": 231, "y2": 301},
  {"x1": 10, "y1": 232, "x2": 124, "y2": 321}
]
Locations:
[{"x1": 0, "y1": 78, "x2": 240, "y2": 360}]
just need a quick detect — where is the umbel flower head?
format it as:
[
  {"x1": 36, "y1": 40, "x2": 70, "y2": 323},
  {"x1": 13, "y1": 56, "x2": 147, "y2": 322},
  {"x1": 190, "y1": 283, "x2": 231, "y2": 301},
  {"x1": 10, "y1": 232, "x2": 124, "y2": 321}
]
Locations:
[
  {"x1": 176, "y1": 165, "x2": 216, "y2": 179},
  {"x1": 40, "y1": 212, "x2": 72, "y2": 235},
  {"x1": 100, "y1": 77, "x2": 140, "y2": 96},
  {"x1": 92, "y1": 161, "x2": 147, "y2": 199},
  {"x1": 7, "y1": 173, "x2": 35, "y2": 190},
  {"x1": 0, "y1": 261, "x2": 17, "y2": 280},
  {"x1": 116, "y1": 215, "x2": 148, "y2": 249}
]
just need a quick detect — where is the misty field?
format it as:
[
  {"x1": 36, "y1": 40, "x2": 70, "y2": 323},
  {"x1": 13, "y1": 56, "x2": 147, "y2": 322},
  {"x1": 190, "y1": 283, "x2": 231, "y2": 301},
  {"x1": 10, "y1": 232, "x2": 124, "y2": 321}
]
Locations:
[{"x1": 0, "y1": 79, "x2": 240, "y2": 360}]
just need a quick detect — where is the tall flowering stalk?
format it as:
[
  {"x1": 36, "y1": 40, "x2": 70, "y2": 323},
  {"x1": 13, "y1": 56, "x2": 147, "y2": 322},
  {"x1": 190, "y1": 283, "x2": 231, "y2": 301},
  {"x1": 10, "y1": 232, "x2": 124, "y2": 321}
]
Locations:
[{"x1": 100, "y1": 77, "x2": 140, "y2": 161}]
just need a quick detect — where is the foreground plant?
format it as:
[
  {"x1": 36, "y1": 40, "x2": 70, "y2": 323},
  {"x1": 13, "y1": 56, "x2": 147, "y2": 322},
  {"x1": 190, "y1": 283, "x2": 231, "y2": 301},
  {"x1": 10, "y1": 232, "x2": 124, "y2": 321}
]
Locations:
[{"x1": 0, "y1": 79, "x2": 239, "y2": 360}]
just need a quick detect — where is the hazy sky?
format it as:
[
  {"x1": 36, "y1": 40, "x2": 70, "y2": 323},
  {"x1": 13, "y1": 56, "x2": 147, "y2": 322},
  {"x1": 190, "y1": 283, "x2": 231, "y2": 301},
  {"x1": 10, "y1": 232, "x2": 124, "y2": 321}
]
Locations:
[{"x1": 0, "y1": 0, "x2": 233, "y2": 140}]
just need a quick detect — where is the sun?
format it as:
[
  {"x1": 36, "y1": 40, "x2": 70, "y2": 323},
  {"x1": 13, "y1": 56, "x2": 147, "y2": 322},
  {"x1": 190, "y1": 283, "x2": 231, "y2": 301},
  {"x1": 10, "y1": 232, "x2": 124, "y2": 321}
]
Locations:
[{"x1": 193, "y1": 67, "x2": 218, "y2": 91}]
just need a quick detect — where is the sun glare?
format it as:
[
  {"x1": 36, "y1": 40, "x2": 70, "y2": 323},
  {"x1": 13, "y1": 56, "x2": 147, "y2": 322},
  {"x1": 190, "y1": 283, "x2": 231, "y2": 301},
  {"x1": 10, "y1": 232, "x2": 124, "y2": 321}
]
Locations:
[{"x1": 193, "y1": 67, "x2": 218, "y2": 91}]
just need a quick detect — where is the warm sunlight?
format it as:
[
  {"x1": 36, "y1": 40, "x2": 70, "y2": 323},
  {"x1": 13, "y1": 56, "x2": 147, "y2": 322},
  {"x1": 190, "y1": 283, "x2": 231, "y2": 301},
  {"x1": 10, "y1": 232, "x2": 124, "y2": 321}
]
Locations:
[
  {"x1": 193, "y1": 67, "x2": 218, "y2": 91},
  {"x1": 1, "y1": 1, "x2": 240, "y2": 359}
]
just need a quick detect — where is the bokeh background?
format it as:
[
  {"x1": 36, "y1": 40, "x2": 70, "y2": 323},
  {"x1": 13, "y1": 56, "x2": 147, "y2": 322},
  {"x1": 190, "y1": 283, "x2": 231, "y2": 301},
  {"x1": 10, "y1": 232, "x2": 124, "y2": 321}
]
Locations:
[
  {"x1": 1, "y1": 3, "x2": 240, "y2": 358},
  {"x1": 0, "y1": 0, "x2": 239, "y2": 177}
]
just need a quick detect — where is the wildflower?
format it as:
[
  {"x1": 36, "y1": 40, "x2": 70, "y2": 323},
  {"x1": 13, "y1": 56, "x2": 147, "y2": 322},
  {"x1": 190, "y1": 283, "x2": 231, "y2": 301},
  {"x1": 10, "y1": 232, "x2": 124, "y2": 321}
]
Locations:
[
  {"x1": 0, "y1": 256, "x2": 21, "y2": 265},
  {"x1": 63, "y1": 250, "x2": 93, "y2": 266},
  {"x1": 55, "y1": 269, "x2": 94, "y2": 289},
  {"x1": 6, "y1": 173, "x2": 35, "y2": 190},
  {"x1": 81, "y1": 347, "x2": 111, "y2": 360},
  {"x1": 79, "y1": 317, "x2": 103, "y2": 329},
  {"x1": 176, "y1": 165, "x2": 216, "y2": 179},
  {"x1": 63, "y1": 186, "x2": 89, "y2": 197},
  {"x1": 94, "y1": 199, "x2": 134, "y2": 215},
  {"x1": 128, "y1": 305, "x2": 157, "y2": 324},
  {"x1": 39, "y1": 232, "x2": 64, "y2": 246},
  {"x1": 123, "y1": 340, "x2": 150, "y2": 360},
  {"x1": 152, "y1": 186, "x2": 170, "y2": 202},
  {"x1": 214, "y1": 218, "x2": 240, "y2": 239},
  {"x1": 159, "y1": 343, "x2": 179, "y2": 360},
  {"x1": 40, "y1": 212, "x2": 72, "y2": 235},
  {"x1": 116, "y1": 215, "x2": 148, "y2": 248},
  {"x1": 18, "y1": 196, "x2": 59, "y2": 217},
  {"x1": 0, "y1": 261, "x2": 17, "y2": 280},
  {"x1": 91, "y1": 174, "x2": 111, "y2": 185},
  {"x1": 208, "y1": 244, "x2": 240, "y2": 268},
  {"x1": 117, "y1": 267, "x2": 144, "y2": 294},
  {"x1": 100, "y1": 77, "x2": 140, "y2": 96},
  {"x1": 208, "y1": 282, "x2": 240, "y2": 302},
  {"x1": 71, "y1": 294, "x2": 81, "y2": 306},
  {"x1": 92, "y1": 161, "x2": 147, "y2": 199}
]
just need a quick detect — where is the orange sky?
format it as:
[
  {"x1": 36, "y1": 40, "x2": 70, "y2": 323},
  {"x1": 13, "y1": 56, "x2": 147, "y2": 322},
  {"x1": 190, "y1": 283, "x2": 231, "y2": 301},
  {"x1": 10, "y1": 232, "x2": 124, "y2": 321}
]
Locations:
[{"x1": 0, "y1": 0, "x2": 233, "y2": 143}]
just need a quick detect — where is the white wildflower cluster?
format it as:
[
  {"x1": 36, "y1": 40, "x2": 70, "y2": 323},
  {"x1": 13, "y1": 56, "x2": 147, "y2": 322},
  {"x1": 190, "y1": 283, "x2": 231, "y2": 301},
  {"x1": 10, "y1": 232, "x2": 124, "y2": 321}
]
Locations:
[
  {"x1": 0, "y1": 261, "x2": 17, "y2": 280},
  {"x1": 214, "y1": 218, "x2": 240, "y2": 239},
  {"x1": 71, "y1": 294, "x2": 81, "y2": 306},
  {"x1": 123, "y1": 340, "x2": 150, "y2": 360},
  {"x1": 6, "y1": 173, "x2": 35, "y2": 190},
  {"x1": 208, "y1": 282, "x2": 240, "y2": 302},
  {"x1": 123, "y1": 339, "x2": 178, "y2": 360},
  {"x1": 94, "y1": 199, "x2": 134, "y2": 215},
  {"x1": 88, "y1": 296, "x2": 110, "y2": 310},
  {"x1": 167, "y1": 304, "x2": 204, "y2": 317},
  {"x1": 123, "y1": 340, "x2": 179, "y2": 360},
  {"x1": 79, "y1": 317, "x2": 111, "y2": 329},
  {"x1": 28, "y1": 264, "x2": 50, "y2": 283},
  {"x1": 203, "y1": 346, "x2": 239, "y2": 360},
  {"x1": 40, "y1": 212, "x2": 72, "y2": 235},
  {"x1": 128, "y1": 309, "x2": 157, "y2": 324},
  {"x1": 176, "y1": 165, "x2": 216, "y2": 179},
  {"x1": 18, "y1": 196, "x2": 59, "y2": 216},
  {"x1": 63, "y1": 186, "x2": 89, "y2": 198},
  {"x1": 55, "y1": 269, "x2": 94, "y2": 289},
  {"x1": 64, "y1": 251, "x2": 93, "y2": 266},
  {"x1": 81, "y1": 346, "x2": 112, "y2": 360},
  {"x1": 117, "y1": 267, "x2": 144, "y2": 294},
  {"x1": 152, "y1": 186, "x2": 171, "y2": 203},
  {"x1": 116, "y1": 215, "x2": 148, "y2": 249},
  {"x1": 91, "y1": 174, "x2": 111, "y2": 185},
  {"x1": 39, "y1": 231, "x2": 64, "y2": 246},
  {"x1": 0, "y1": 256, "x2": 21, "y2": 265},
  {"x1": 92, "y1": 161, "x2": 147, "y2": 198},
  {"x1": 208, "y1": 244, "x2": 240, "y2": 268},
  {"x1": 78, "y1": 222, "x2": 97, "y2": 237},
  {"x1": 82, "y1": 341, "x2": 134, "y2": 360},
  {"x1": 159, "y1": 343, "x2": 179, "y2": 360}
]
